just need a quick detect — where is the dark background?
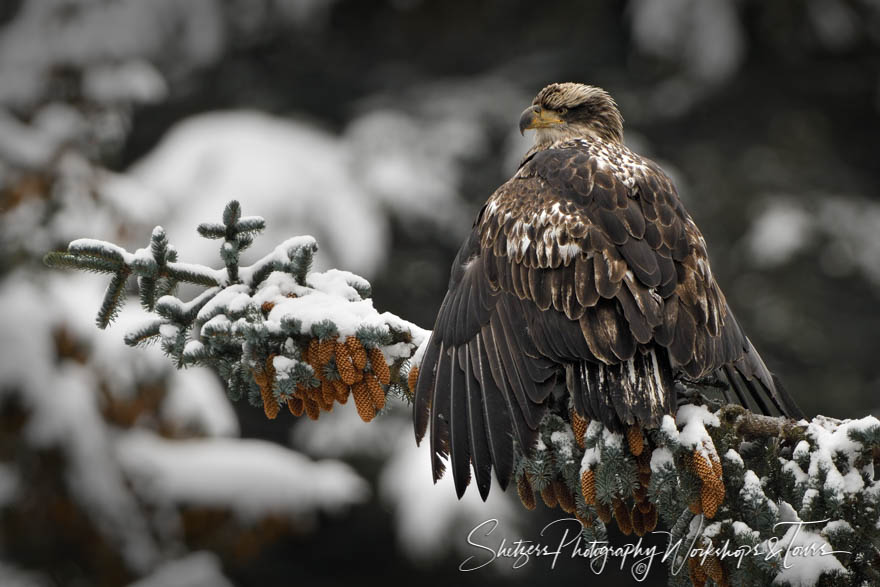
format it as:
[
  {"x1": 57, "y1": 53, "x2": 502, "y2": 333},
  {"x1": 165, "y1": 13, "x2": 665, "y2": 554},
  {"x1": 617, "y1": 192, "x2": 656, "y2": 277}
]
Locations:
[{"x1": 0, "y1": 0, "x2": 878, "y2": 585}]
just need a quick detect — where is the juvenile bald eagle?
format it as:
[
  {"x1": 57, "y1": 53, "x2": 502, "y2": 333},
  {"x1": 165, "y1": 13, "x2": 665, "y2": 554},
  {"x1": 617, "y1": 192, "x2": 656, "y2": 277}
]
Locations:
[{"x1": 413, "y1": 83, "x2": 803, "y2": 500}]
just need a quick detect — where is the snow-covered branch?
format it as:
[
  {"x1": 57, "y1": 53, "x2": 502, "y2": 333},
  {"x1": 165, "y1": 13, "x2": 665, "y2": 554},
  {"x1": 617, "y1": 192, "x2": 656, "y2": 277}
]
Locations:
[
  {"x1": 47, "y1": 200, "x2": 880, "y2": 586},
  {"x1": 45, "y1": 200, "x2": 428, "y2": 423}
]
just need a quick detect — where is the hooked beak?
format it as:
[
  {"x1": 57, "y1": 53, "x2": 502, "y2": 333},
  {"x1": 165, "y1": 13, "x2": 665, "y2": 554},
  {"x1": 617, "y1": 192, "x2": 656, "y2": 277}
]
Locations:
[{"x1": 519, "y1": 105, "x2": 564, "y2": 135}]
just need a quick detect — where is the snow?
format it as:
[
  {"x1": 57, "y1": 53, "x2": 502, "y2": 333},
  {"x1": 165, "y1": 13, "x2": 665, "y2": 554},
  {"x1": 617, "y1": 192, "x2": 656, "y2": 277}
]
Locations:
[
  {"x1": 800, "y1": 415, "x2": 880, "y2": 502},
  {"x1": 676, "y1": 404, "x2": 720, "y2": 459},
  {"x1": 126, "y1": 112, "x2": 392, "y2": 278},
  {"x1": 602, "y1": 428, "x2": 623, "y2": 450},
  {"x1": 117, "y1": 430, "x2": 369, "y2": 522},
  {"x1": 161, "y1": 369, "x2": 239, "y2": 437},
  {"x1": 629, "y1": 0, "x2": 744, "y2": 84},
  {"x1": 770, "y1": 526, "x2": 847, "y2": 586},
  {"x1": 125, "y1": 552, "x2": 233, "y2": 587},
  {"x1": 660, "y1": 414, "x2": 679, "y2": 442},
  {"x1": 272, "y1": 356, "x2": 298, "y2": 380},
  {"x1": 746, "y1": 200, "x2": 814, "y2": 268},
  {"x1": 650, "y1": 447, "x2": 676, "y2": 473},
  {"x1": 379, "y1": 421, "x2": 521, "y2": 561},
  {"x1": 0, "y1": 275, "x2": 159, "y2": 572},
  {"x1": 292, "y1": 399, "x2": 412, "y2": 459},
  {"x1": 580, "y1": 447, "x2": 601, "y2": 474},
  {"x1": 724, "y1": 448, "x2": 744, "y2": 467},
  {"x1": 782, "y1": 460, "x2": 808, "y2": 485},
  {"x1": 550, "y1": 429, "x2": 575, "y2": 461}
]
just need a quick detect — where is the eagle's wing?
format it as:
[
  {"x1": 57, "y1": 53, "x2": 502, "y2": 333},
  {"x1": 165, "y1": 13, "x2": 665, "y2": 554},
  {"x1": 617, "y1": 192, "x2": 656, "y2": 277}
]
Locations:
[{"x1": 414, "y1": 140, "x2": 803, "y2": 500}]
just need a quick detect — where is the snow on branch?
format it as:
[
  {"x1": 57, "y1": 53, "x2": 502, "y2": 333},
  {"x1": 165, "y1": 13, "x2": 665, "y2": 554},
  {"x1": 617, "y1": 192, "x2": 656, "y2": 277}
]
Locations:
[
  {"x1": 46, "y1": 200, "x2": 880, "y2": 586},
  {"x1": 44, "y1": 200, "x2": 428, "y2": 423}
]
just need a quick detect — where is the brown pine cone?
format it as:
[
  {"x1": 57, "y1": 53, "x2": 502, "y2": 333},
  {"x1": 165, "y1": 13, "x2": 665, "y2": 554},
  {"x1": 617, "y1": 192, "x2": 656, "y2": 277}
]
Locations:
[
  {"x1": 286, "y1": 396, "x2": 304, "y2": 417},
  {"x1": 368, "y1": 347, "x2": 391, "y2": 385},
  {"x1": 612, "y1": 497, "x2": 632, "y2": 535},
  {"x1": 365, "y1": 373, "x2": 386, "y2": 411},
  {"x1": 407, "y1": 366, "x2": 419, "y2": 396},
  {"x1": 540, "y1": 484, "x2": 558, "y2": 508},
  {"x1": 570, "y1": 409, "x2": 588, "y2": 449},
  {"x1": 580, "y1": 469, "x2": 596, "y2": 505},
  {"x1": 346, "y1": 336, "x2": 368, "y2": 371},
  {"x1": 553, "y1": 480, "x2": 576, "y2": 514},
  {"x1": 351, "y1": 381, "x2": 376, "y2": 422},
  {"x1": 517, "y1": 474, "x2": 536, "y2": 511},
  {"x1": 331, "y1": 379, "x2": 350, "y2": 404},
  {"x1": 688, "y1": 557, "x2": 708, "y2": 587},
  {"x1": 335, "y1": 341, "x2": 358, "y2": 385},
  {"x1": 631, "y1": 504, "x2": 646, "y2": 536},
  {"x1": 303, "y1": 395, "x2": 320, "y2": 420},
  {"x1": 626, "y1": 425, "x2": 644, "y2": 456}
]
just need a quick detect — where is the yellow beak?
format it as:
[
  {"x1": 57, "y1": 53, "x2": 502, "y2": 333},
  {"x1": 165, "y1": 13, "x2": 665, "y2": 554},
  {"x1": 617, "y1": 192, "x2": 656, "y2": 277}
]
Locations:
[{"x1": 519, "y1": 105, "x2": 564, "y2": 135}]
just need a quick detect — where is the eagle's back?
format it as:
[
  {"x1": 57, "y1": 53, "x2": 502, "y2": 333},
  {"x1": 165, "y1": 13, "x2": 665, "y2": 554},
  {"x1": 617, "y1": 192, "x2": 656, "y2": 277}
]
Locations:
[{"x1": 414, "y1": 137, "x2": 803, "y2": 500}]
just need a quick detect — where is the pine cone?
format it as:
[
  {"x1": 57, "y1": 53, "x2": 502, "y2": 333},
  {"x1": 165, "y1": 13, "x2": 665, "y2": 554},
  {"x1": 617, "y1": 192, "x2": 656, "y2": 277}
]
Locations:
[
  {"x1": 517, "y1": 474, "x2": 536, "y2": 511},
  {"x1": 346, "y1": 336, "x2": 368, "y2": 371},
  {"x1": 317, "y1": 386, "x2": 335, "y2": 412},
  {"x1": 692, "y1": 450, "x2": 714, "y2": 484},
  {"x1": 570, "y1": 409, "x2": 588, "y2": 449},
  {"x1": 632, "y1": 483, "x2": 648, "y2": 503},
  {"x1": 306, "y1": 338, "x2": 322, "y2": 370},
  {"x1": 703, "y1": 555, "x2": 726, "y2": 586},
  {"x1": 575, "y1": 510, "x2": 594, "y2": 528},
  {"x1": 303, "y1": 395, "x2": 320, "y2": 420},
  {"x1": 595, "y1": 501, "x2": 612, "y2": 523},
  {"x1": 286, "y1": 396, "x2": 304, "y2": 417},
  {"x1": 365, "y1": 373, "x2": 385, "y2": 411},
  {"x1": 636, "y1": 450, "x2": 652, "y2": 474},
  {"x1": 688, "y1": 556, "x2": 708, "y2": 587},
  {"x1": 335, "y1": 341, "x2": 358, "y2": 385},
  {"x1": 351, "y1": 381, "x2": 375, "y2": 422},
  {"x1": 316, "y1": 338, "x2": 335, "y2": 366},
  {"x1": 631, "y1": 504, "x2": 646, "y2": 537},
  {"x1": 554, "y1": 480, "x2": 576, "y2": 514},
  {"x1": 638, "y1": 500, "x2": 653, "y2": 514},
  {"x1": 541, "y1": 484, "x2": 558, "y2": 508},
  {"x1": 254, "y1": 357, "x2": 279, "y2": 419},
  {"x1": 407, "y1": 366, "x2": 419, "y2": 396},
  {"x1": 368, "y1": 347, "x2": 391, "y2": 385},
  {"x1": 701, "y1": 477, "x2": 725, "y2": 519},
  {"x1": 612, "y1": 497, "x2": 632, "y2": 535},
  {"x1": 331, "y1": 378, "x2": 350, "y2": 404},
  {"x1": 321, "y1": 380, "x2": 336, "y2": 404},
  {"x1": 626, "y1": 425, "x2": 644, "y2": 456},
  {"x1": 580, "y1": 469, "x2": 597, "y2": 505}
]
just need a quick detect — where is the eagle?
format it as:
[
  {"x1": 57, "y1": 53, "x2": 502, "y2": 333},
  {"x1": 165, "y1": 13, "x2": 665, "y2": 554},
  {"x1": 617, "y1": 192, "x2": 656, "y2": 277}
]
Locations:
[{"x1": 413, "y1": 82, "x2": 803, "y2": 500}]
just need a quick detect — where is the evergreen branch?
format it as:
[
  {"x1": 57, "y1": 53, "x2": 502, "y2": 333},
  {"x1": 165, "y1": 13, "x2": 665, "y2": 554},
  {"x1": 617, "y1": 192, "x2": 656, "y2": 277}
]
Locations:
[
  {"x1": 43, "y1": 252, "x2": 122, "y2": 274},
  {"x1": 96, "y1": 267, "x2": 131, "y2": 329},
  {"x1": 48, "y1": 199, "x2": 879, "y2": 585}
]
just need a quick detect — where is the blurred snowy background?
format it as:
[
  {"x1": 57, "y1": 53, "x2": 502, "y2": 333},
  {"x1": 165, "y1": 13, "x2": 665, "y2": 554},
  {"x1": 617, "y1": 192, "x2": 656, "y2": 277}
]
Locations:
[{"x1": 0, "y1": 0, "x2": 878, "y2": 585}]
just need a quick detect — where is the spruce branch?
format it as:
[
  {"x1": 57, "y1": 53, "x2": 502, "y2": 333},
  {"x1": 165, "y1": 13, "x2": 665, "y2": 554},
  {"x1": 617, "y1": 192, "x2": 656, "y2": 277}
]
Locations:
[{"x1": 46, "y1": 200, "x2": 880, "y2": 585}]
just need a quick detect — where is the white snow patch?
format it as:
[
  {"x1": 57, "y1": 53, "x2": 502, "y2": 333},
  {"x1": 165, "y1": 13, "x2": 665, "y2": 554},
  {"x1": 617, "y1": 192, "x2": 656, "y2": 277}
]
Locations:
[
  {"x1": 161, "y1": 368, "x2": 239, "y2": 437},
  {"x1": 770, "y1": 526, "x2": 847, "y2": 586},
  {"x1": 117, "y1": 431, "x2": 369, "y2": 522}
]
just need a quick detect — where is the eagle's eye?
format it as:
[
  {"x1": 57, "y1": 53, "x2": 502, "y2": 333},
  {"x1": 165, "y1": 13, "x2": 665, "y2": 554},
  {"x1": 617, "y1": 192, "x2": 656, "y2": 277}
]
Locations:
[{"x1": 558, "y1": 107, "x2": 568, "y2": 115}]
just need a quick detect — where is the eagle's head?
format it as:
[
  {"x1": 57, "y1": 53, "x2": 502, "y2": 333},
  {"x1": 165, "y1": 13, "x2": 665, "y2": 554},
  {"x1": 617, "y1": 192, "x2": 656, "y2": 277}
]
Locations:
[{"x1": 519, "y1": 82, "x2": 624, "y2": 147}]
